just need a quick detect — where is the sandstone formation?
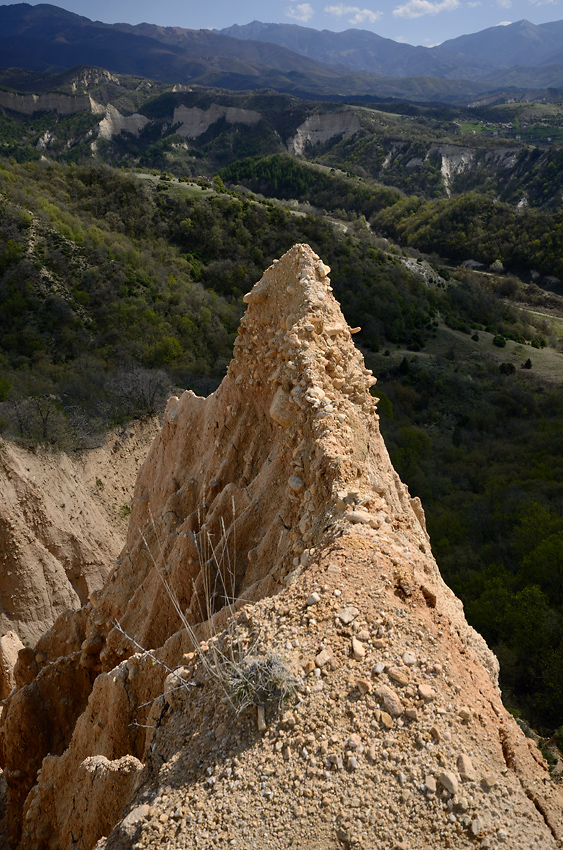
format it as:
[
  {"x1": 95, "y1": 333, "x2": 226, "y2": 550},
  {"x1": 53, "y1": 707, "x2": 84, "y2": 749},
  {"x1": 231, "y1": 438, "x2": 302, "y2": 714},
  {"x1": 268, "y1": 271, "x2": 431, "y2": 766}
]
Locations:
[
  {"x1": 287, "y1": 113, "x2": 361, "y2": 156},
  {"x1": 172, "y1": 104, "x2": 262, "y2": 138},
  {"x1": 0, "y1": 633, "x2": 23, "y2": 701},
  {"x1": 0, "y1": 418, "x2": 158, "y2": 648},
  {"x1": 0, "y1": 91, "x2": 104, "y2": 117},
  {"x1": 98, "y1": 105, "x2": 149, "y2": 140},
  {"x1": 1, "y1": 245, "x2": 562, "y2": 850},
  {"x1": 0, "y1": 90, "x2": 147, "y2": 143},
  {"x1": 430, "y1": 145, "x2": 476, "y2": 196}
]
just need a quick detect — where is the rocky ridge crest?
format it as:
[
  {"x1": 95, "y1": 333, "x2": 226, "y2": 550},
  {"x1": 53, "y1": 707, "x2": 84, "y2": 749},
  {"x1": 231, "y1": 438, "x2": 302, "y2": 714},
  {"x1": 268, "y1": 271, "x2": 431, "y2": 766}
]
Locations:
[{"x1": 1, "y1": 244, "x2": 561, "y2": 850}]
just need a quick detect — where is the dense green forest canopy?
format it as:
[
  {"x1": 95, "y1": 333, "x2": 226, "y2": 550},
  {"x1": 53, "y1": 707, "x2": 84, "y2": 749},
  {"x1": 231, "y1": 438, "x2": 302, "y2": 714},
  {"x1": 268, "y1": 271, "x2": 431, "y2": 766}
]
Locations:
[
  {"x1": 1, "y1": 106, "x2": 563, "y2": 738},
  {"x1": 221, "y1": 153, "x2": 563, "y2": 279}
]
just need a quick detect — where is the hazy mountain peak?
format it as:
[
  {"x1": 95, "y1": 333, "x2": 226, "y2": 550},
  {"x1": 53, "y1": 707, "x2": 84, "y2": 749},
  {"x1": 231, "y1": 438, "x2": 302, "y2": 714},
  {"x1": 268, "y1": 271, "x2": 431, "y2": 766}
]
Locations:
[{"x1": 2, "y1": 3, "x2": 563, "y2": 99}]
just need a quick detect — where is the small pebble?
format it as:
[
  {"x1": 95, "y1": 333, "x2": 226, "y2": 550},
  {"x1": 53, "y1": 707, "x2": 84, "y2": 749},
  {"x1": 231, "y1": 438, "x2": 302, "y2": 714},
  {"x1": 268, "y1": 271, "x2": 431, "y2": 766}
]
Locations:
[{"x1": 352, "y1": 637, "x2": 365, "y2": 661}]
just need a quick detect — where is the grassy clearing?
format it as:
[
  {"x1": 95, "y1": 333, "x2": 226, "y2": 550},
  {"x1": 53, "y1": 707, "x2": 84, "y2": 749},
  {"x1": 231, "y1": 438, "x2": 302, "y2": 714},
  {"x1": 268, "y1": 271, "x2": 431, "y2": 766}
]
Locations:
[
  {"x1": 132, "y1": 171, "x2": 214, "y2": 195},
  {"x1": 391, "y1": 321, "x2": 563, "y2": 385},
  {"x1": 458, "y1": 122, "x2": 484, "y2": 135}
]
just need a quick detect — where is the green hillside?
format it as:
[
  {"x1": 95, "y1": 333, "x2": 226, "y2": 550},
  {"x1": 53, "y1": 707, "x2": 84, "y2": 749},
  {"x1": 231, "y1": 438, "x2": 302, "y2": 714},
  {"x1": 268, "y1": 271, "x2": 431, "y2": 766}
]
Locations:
[{"x1": 1, "y1": 91, "x2": 563, "y2": 739}]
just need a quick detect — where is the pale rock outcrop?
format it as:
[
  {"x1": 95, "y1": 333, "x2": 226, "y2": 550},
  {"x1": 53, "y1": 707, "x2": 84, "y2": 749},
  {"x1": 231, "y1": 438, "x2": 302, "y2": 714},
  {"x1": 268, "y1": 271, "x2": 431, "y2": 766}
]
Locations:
[
  {"x1": 69, "y1": 69, "x2": 121, "y2": 92},
  {"x1": 0, "y1": 89, "x2": 149, "y2": 142},
  {"x1": 430, "y1": 144, "x2": 476, "y2": 196},
  {"x1": 0, "y1": 91, "x2": 104, "y2": 116},
  {"x1": 36, "y1": 130, "x2": 58, "y2": 151},
  {"x1": 172, "y1": 104, "x2": 262, "y2": 138},
  {"x1": 395, "y1": 144, "x2": 476, "y2": 197},
  {"x1": 287, "y1": 112, "x2": 361, "y2": 156},
  {"x1": 0, "y1": 419, "x2": 158, "y2": 648},
  {"x1": 97, "y1": 105, "x2": 149, "y2": 140},
  {"x1": 434, "y1": 146, "x2": 518, "y2": 196},
  {"x1": 0, "y1": 633, "x2": 23, "y2": 700},
  {"x1": 1, "y1": 245, "x2": 561, "y2": 850}
]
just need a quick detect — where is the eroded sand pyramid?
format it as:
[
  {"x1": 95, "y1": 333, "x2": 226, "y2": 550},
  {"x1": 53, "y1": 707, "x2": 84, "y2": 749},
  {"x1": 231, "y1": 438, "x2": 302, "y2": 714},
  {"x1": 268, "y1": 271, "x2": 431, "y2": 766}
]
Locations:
[{"x1": 1, "y1": 244, "x2": 562, "y2": 850}]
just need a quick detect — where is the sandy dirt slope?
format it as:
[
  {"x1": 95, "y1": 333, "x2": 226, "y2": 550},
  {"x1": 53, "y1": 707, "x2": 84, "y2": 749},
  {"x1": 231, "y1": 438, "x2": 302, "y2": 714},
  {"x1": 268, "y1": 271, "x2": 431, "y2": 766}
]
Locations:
[
  {"x1": 0, "y1": 418, "x2": 159, "y2": 647},
  {"x1": 1, "y1": 246, "x2": 561, "y2": 850}
]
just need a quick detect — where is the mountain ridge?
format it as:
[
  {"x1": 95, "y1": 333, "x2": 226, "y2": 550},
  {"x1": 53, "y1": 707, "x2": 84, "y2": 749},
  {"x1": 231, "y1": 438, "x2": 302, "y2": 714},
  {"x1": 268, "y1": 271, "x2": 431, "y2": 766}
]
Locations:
[
  {"x1": 217, "y1": 19, "x2": 496, "y2": 81},
  {"x1": 218, "y1": 17, "x2": 563, "y2": 87},
  {"x1": 440, "y1": 18, "x2": 563, "y2": 68},
  {"x1": 1, "y1": 3, "x2": 563, "y2": 103}
]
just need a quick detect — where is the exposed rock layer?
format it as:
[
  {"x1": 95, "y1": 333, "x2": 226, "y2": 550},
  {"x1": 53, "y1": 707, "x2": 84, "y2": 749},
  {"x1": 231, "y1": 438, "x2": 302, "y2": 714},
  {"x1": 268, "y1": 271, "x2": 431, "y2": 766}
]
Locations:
[
  {"x1": 0, "y1": 633, "x2": 22, "y2": 701},
  {"x1": 98, "y1": 105, "x2": 149, "y2": 140},
  {"x1": 0, "y1": 91, "x2": 104, "y2": 116},
  {"x1": 287, "y1": 112, "x2": 361, "y2": 156},
  {"x1": 1, "y1": 245, "x2": 561, "y2": 850},
  {"x1": 0, "y1": 419, "x2": 159, "y2": 647},
  {"x1": 172, "y1": 104, "x2": 262, "y2": 138}
]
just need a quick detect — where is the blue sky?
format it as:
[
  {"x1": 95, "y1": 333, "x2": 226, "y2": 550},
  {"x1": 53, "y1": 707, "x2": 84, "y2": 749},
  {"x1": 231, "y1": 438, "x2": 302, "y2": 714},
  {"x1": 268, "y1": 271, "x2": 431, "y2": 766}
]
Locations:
[{"x1": 3, "y1": 0, "x2": 563, "y2": 45}]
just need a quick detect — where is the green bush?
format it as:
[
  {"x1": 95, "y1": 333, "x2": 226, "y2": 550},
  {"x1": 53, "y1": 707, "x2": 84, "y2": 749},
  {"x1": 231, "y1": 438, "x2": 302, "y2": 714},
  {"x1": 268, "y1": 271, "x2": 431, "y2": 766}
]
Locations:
[{"x1": 0, "y1": 377, "x2": 11, "y2": 402}]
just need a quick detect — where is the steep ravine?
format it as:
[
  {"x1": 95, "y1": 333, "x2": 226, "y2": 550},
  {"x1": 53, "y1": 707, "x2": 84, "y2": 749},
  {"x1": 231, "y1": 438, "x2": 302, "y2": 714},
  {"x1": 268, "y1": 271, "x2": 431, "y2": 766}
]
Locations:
[{"x1": 0, "y1": 245, "x2": 561, "y2": 850}]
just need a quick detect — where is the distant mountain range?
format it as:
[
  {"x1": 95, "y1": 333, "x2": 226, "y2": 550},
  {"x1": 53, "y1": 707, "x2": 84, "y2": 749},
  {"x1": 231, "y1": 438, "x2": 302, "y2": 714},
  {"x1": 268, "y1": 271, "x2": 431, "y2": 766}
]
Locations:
[
  {"x1": 218, "y1": 18, "x2": 563, "y2": 83},
  {"x1": 218, "y1": 20, "x2": 489, "y2": 80},
  {"x1": 1, "y1": 3, "x2": 563, "y2": 103}
]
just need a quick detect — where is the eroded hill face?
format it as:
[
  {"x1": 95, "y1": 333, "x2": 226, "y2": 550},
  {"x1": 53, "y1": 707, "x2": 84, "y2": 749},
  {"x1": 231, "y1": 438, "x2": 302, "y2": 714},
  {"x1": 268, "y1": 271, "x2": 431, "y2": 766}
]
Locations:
[
  {"x1": 0, "y1": 245, "x2": 561, "y2": 850},
  {"x1": 0, "y1": 419, "x2": 158, "y2": 648}
]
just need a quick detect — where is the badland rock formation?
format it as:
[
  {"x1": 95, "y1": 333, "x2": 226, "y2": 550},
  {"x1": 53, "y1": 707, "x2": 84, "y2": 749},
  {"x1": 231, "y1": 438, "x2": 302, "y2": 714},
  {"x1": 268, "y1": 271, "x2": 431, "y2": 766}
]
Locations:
[
  {"x1": 172, "y1": 104, "x2": 262, "y2": 139},
  {"x1": 0, "y1": 91, "x2": 104, "y2": 117},
  {"x1": 286, "y1": 113, "x2": 361, "y2": 157},
  {"x1": 0, "y1": 419, "x2": 158, "y2": 649},
  {"x1": 1, "y1": 244, "x2": 562, "y2": 850},
  {"x1": 97, "y1": 105, "x2": 149, "y2": 141},
  {"x1": 0, "y1": 84, "x2": 361, "y2": 154}
]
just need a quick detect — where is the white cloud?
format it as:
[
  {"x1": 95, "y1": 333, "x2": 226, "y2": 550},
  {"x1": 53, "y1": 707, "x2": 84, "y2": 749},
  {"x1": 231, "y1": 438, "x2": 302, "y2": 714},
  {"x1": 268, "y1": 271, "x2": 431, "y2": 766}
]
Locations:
[
  {"x1": 497, "y1": 19, "x2": 512, "y2": 24},
  {"x1": 467, "y1": 1, "x2": 481, "y2": 5},
  {"x1": 286, "y1": 3, "x2": 314, "y2": 21},
  {"x1": 393, "y1": 0, "x2": 459, "y2": 18},
  {"x1": 497, "y1": 0, "x2": 512, "y2": 9},
  {"x1": 529, "y1": 0, "x2": 558, "y2": 5},
  {"x1": 324, "y1": 4, "x2": 382, "y2": 24}
]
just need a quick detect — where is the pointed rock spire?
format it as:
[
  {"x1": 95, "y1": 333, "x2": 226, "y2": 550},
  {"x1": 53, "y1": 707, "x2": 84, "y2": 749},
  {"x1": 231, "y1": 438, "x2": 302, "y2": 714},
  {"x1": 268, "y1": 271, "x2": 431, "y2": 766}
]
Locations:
[{"x1": 6, "y1": 246, "x2": 558, "y2": 850}]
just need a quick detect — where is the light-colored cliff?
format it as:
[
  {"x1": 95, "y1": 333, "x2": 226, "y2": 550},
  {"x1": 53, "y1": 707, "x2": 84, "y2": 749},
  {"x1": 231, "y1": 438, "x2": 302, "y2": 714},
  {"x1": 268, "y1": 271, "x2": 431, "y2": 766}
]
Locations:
[
  {"x1": 97, "y1": 105, "x2": 149, "y2": 140},
  {"x1": 172, "y1": 104, "x2": 262, "y2": 138},
  {"x1": 0, "y1": 90, "x2": 148, "y2": 141},
  {"x1": 0, "y1": 91, "x2": 104, "y2": 117},
  {"x1": 287, "y1": 113, "x2": 361, "y2": 156},
  {"x1": 431, "y1": 144, "x2": 476, "y2": 196},
  {"x1": 0, "y1": 245, "x2": 561, "y2": 850}
]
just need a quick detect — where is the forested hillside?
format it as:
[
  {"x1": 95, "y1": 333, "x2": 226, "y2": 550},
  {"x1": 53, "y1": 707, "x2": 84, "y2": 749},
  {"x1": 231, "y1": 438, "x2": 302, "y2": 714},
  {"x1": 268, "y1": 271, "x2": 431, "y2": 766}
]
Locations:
[
  {"x1": 222, "y1": 153, "x2": 563, "y2": 277},
  {"x1": 1, "y1": 89, "x2": 563, "y2": 740},
  {"x1": 5, "y1": 70, "x2": 563, "y2": 211},
  {"x1": 0, "y1": 158, "x2": 448, "y2": 442}
]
